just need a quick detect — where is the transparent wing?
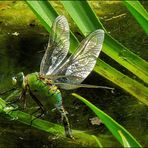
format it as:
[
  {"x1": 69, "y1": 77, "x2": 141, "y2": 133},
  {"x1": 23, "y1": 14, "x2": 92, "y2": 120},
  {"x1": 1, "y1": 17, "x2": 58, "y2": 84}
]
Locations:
[
  {"x1": 40, "y1": 15, "x2": 70, "y2": 75},
  {"x1": 52, "y1": 29, "x2": 104, "y2": 90}
]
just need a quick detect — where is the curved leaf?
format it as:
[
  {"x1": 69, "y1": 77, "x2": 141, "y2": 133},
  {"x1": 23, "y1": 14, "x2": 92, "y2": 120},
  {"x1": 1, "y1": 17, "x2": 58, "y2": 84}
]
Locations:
[
  {"x1": 72, "y1": 93, "x2": 142, "y2": 147},
  {"x1": 123, "y1": 1, "x2": 148, "y2": 35}
]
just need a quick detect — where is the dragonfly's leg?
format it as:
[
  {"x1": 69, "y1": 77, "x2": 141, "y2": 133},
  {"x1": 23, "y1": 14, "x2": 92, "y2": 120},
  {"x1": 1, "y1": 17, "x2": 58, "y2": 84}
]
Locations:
[
  {"x1": 19, "y1": 88, "x2": 27, "y2": 109},
  {"x1": 30, "y1": 106, "x2": 44, "y2": 117},
  {"x1": 7, "y1": 88, "x2": 27, "y2": 106},
  {"x1": 55, "y1": 104, "x2": 74, "y2": 139},
  {"x1": 28, "y1": 89, "x2": 45, "y2": 124},
  {"x1": 7, "y1": 88, "x2": 27, "y2": 113}
]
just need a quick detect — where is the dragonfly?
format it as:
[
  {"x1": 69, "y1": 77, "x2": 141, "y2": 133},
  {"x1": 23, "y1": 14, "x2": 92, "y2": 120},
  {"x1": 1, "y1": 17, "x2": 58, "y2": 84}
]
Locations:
[{"x1": 10, "y1": 15, "x2": 105, "y2": 139}]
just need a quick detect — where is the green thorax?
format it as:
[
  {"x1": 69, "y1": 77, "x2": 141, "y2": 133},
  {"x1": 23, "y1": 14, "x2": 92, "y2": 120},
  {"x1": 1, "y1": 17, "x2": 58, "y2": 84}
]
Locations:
[{"x1": 25, "y1": 72, "x2": 62, "y2": 108}]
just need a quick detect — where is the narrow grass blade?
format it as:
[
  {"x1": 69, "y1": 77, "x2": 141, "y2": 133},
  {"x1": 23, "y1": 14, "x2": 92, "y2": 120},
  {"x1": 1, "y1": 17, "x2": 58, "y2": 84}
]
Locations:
[
  {"x1": 91, "y1": 135, "x2": 103, "y2": 148},
  {"x1": 118, "y1": 130, "x2": 131, "y2": 147},
  {"x1": 95, "y1": 60, "x2": 148, "y2": 106},
  {"x1": 123, "y1": 1, "x2": 148, "y2": 35},
  {"x1": 26, "y1": 1, "x2": 57, "y2": 32},
  {"x1": 72, "y1": 93, "x2": 142, "y2": 147},
  {"x1": 61, "y1": 1, "x2": 148, "y2": 84}
]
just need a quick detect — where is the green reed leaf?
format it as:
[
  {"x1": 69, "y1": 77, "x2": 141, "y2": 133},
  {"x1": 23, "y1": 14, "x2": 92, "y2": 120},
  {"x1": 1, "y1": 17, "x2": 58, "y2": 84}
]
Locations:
[
  {"x1": 72, "y1": 93, "x2": 142, "y2": 147},
  {"x1": 123, "y1": 1, "x2": 148, "y2": 35}
]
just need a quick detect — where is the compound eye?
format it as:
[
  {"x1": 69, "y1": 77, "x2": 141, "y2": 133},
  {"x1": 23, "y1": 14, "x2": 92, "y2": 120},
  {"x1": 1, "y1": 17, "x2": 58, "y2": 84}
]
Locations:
[{"x1": 12, "y1": 77, "x2": 17, "y2": 85}]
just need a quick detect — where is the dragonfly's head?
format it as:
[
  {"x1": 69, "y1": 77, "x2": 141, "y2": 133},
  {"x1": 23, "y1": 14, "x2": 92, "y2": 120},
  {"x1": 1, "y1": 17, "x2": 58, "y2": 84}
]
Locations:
[{"x1": 12, "y1": 72, "x2": 25, "y2": 88}]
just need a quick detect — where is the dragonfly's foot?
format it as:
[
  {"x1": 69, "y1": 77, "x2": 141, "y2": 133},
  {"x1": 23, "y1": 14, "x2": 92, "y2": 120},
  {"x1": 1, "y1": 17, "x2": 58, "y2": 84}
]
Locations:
[
  {"x1": 30, "y1": 113, "x2": 45, "y2": 126},
  {"x1": 65, "y1": 130, "x2": 75, "y2": 140},
  {"x1": 62, "y1": 114, "x2": 74, "y2": 140},
  {"x1": 55, "y1": 105, "x2": 74, "y2": 139},
  {"x1": 30, "y1": 107, "x2": 45, "y2": 126}
]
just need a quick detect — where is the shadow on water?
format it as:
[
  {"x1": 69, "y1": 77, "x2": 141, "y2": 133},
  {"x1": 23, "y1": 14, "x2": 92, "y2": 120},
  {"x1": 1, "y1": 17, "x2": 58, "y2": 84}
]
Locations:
[{"x1": 0, "y1": 1, "x2": 147, "y2": 147}]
